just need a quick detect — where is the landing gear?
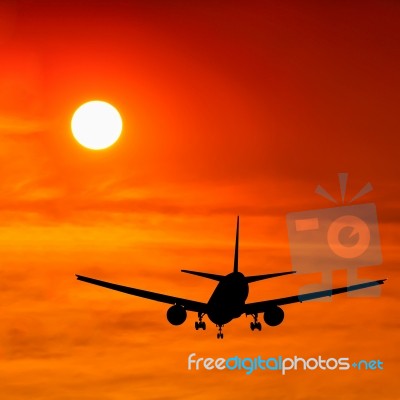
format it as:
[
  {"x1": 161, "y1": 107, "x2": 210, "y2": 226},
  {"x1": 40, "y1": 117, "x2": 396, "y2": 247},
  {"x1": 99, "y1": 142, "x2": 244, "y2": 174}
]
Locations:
[
  {"x1": 195, "y1": 321, "x2": 206, "y2": 330},
  {"x1": 195, "y1": 313, "x2": 206, "y2": 330},
  {"x1": 249, "y1": 314, "x2": 262, "y2": 331},
  {"x1": 250, "y1": 321, "x2": 262, "y2": 331},
  {"x1": 216, "y1": 325, "x2": 224, "y2": 339}
]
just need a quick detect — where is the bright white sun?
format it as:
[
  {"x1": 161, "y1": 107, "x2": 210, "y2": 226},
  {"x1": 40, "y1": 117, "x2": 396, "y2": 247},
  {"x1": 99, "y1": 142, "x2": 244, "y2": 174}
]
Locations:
[{"x1": 71, "y1": 100, "x2": 123, "y2": 150}]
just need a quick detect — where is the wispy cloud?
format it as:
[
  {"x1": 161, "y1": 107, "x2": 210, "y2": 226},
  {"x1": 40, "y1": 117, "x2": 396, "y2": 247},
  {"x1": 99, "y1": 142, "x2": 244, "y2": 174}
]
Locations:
[{"x1": 0, "y1": 115, "x2": 47, "y2": 136}]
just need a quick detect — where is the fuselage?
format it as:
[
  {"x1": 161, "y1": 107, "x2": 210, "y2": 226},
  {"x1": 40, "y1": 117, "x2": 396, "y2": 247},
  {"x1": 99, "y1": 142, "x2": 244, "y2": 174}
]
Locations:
[{"x1": 206, "y1": 272, "x2": 249, "y2": 325}]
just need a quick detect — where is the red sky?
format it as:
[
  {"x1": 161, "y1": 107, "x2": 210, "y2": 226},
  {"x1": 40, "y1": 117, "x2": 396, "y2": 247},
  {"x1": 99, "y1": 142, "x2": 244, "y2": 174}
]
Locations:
[{"x1": 0, "y1": 1, "x2": 399, "y2": 399}]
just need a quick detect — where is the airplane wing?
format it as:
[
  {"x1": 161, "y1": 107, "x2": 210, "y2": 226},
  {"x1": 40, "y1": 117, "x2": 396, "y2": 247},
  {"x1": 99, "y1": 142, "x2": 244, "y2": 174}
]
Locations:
[
  {"x1": 76, "y1": 274, "x2": 207, "y2": 313},
  {"x1": 244, "y1": 279, "x2": 387, "y2": 315}
]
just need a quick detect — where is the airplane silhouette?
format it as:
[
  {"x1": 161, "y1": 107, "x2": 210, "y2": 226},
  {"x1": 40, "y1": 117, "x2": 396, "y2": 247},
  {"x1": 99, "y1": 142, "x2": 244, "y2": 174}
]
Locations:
[{"x1": 76, "y1": 217, "x2": 386, "y2": 339}]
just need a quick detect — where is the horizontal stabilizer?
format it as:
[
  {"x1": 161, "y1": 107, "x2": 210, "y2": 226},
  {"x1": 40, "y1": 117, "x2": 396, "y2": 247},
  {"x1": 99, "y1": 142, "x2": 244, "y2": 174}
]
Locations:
[
  {"x1": 181, "y1": 269, "x2": 224, "y2": 281},
  {"x1": 246, "y1": 270, "x2": 296, "y2": 283}
]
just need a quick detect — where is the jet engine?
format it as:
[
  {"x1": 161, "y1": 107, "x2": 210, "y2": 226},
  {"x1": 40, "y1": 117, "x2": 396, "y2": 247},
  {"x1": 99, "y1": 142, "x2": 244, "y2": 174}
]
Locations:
[
  {"x1": 167, "y1": 305, "x2": 187, "y2": 325},
  {"x1": 263, "y1": 306, "x2": 284, "y2": 326}
]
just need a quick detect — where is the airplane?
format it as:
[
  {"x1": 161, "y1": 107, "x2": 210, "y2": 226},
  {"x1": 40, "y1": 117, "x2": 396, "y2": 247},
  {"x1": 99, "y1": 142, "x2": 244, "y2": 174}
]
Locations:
[{"x1": 76, "y1": 216, "x2": 387, "y2": 339}]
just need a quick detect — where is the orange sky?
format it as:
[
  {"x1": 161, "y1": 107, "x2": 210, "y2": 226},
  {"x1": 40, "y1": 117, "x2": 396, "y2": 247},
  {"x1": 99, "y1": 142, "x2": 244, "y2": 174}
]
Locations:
[{"x1": 0, "y1": 1, "x2": 399, "y2": 399}]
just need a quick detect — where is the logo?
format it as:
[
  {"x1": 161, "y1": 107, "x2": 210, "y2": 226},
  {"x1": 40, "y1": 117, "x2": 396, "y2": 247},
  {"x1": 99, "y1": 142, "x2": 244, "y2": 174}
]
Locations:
[
  {"x1": 286, "y1": 173, "x2": 382, "y2": 298},
  {"x1": 187, "y1": 353, "x2": 384, "y2": 375}
]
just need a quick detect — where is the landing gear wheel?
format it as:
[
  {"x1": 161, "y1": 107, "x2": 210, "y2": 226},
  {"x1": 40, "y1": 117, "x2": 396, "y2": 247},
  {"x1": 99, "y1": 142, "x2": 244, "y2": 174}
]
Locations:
[
  {"x1": 216, "y1": 325, "x2": 224, "y2": 339},
  {"x1": 249, "y1": 314, "x2": 262, "y2": 331},
  {"x1": 195, "y1": 313, "x2": 206, "y2": 331}
]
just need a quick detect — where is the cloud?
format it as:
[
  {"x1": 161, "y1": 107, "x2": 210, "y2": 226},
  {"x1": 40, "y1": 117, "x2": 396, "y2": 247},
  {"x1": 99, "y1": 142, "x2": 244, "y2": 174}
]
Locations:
[{"x1": 0, "y1": 115, "x2": 46, "y2": 136}]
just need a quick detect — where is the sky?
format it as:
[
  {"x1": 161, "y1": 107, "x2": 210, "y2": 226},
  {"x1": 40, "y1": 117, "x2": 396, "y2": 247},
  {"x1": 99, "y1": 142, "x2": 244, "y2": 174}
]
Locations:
[{"x1": 0, "y1": 1, "x2": 399, "y2": 399}]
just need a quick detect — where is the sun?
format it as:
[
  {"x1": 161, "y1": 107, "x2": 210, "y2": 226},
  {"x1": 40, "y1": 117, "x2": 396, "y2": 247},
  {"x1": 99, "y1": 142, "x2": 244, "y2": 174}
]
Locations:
[{"x1": 71, "y1": 100, "x2": 123, "y2": 150}]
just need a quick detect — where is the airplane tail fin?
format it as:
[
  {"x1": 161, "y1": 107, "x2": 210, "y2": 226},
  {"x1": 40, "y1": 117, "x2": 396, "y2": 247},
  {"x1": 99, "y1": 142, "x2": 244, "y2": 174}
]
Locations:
[
  {"x1": 245, "y1": 270, "x2": 296, "y2": 283},
  {"x1": 181, "y1": 270, "x2": 224, "y2": 281},
  {"x1": 181, "y1": 216, "x2": 240, "y2": 280},
  {"x1": 233, "y1": 216, "x2": 239, "y2": 273},
  {"x1": 182, "y1": 217, "x2": 295, "y2": 282}
]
